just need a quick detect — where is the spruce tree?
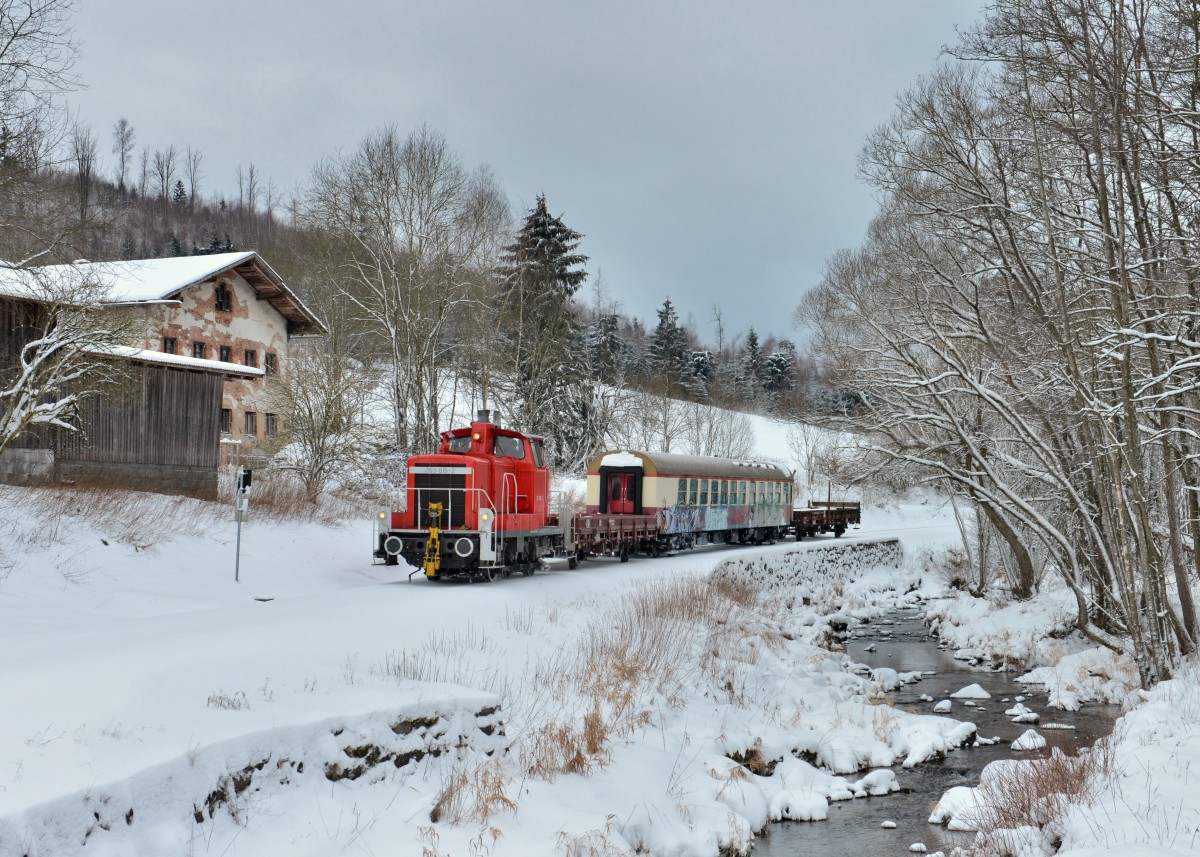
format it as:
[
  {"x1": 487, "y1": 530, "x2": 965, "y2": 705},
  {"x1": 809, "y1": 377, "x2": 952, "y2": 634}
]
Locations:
[
  {"x1": 648, "y1": 297, "x2": 690, "y2": 395},
  {"x1": 497, "y1": 194, "x2": 593, "y2": 468},
  {"x1": 737, "y1": 327, "x2": 764, "y2": 405}
]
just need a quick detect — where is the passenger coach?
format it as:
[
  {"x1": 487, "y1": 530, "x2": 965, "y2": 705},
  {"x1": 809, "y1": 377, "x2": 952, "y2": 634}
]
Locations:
[{"x1": 584, "y1": 449, "x2": 793, "y2": 550}]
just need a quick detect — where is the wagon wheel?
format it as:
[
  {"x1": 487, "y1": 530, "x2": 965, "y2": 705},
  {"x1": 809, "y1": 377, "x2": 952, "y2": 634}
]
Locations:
[{"x1": 484, "y1": 565, "x2": 496, "y2": 583}]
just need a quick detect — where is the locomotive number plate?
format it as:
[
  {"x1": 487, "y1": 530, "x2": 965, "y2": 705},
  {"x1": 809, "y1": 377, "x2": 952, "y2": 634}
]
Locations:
[{"x1": 409, "y1": 466, "x2": 471, "y2": 475}]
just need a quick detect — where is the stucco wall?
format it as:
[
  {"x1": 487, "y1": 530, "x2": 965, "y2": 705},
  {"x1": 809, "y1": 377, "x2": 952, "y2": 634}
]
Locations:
[{"x1": 138, "y1": 271, "x2": 288, "y2": 449}]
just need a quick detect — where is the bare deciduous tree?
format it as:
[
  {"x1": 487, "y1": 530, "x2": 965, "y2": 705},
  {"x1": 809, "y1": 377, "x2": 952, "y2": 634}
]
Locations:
[
  {"x1": 150, "y1": 144, "x2": 178, "y2": 200},
  {"x1": 184, "y1": 145, "x2": 201, "y2": 212},
  {"x1": 300, "y1": 124, "x2": 508, "y2": 454},
  {"x1": 799, "y1": 0, "x2": 1200, "y2": 686},
  {"x1": 269, "y1": 341, "x2": 380, "y2": 501},
  {"x1": 110, "y1": 117, "x2": 133, "y2": 191},
  {"x1": 0, "y1": 265, "x2": 129, "y2": 455}
]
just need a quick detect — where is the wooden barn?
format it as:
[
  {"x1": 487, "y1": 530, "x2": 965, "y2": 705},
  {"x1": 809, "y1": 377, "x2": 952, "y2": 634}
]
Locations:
[{"x1": 0, "y1": 263, "x2": 286, "y2": 499}]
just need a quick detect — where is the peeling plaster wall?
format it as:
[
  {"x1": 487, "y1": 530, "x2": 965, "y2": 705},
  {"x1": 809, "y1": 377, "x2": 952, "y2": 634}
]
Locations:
[{"x1": 136, "y1": 272, "x2": 290, "y2": 450}]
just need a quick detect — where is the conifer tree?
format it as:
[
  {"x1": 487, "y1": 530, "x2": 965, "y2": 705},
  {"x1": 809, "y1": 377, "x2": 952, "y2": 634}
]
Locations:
[
  {"x1": 497, "y1": 194, "x2": 593, "y2": 468},
  {"x1": 647, "y1": 297, "x2": 690, "y2": 395},
  {"x1": 737, "y1": 327, "x2": 764, "y2": 404}
]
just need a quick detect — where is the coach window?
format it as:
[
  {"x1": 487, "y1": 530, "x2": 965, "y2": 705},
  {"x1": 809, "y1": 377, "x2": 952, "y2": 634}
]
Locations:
[
  {"x1": 739, "y1": 481, "x2": 746, "y2": 504},
  {"x1": 718, "y1": 481, "x2": 726, "y2": 505},
  {"x1": 711, "y1": 480, "x2": 720, "y2": 505},
  {"x1": 699, "y1": 480, "x2": 708, "y2": 505},
  {"x1": 677, "y1": 480, "x2": 687, "y2": 505},
  {"x1": 689, "y1": 478, "x2": 698, "y2": 504}
]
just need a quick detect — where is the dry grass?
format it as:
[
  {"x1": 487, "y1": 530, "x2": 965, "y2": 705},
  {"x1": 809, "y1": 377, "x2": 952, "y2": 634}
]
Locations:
[
  {"x1": 429, "y1": 759, "x2": 516, "y2": 825},
  {"x1": 0, "y1": 467, "x2": 365, "y2": 558},
  {"x1": 217, "y1": 467, "x2": 365, "y2": 524},
  {"x1": 381, "y1": 571, "x2": 791, "y2": 832},
  {"x1": 957, "y1": 738, "x2": 1117, "y2": 853}
]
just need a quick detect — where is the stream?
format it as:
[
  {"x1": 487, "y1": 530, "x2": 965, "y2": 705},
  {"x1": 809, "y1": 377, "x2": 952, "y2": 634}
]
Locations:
[{"x1": 756, "y1": 604, "x2": 1121, "y2": 856}]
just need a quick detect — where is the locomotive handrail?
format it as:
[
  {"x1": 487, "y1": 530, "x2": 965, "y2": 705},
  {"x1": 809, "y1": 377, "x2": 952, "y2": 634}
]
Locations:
[{"x1": 500, "y1": 472, "x2": 519, "y2": 516}]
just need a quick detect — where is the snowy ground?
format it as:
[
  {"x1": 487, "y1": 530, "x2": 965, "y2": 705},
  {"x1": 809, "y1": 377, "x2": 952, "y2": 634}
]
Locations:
[{"x1": 1, "y1": 413, "x2": 1197, "y2": 855}]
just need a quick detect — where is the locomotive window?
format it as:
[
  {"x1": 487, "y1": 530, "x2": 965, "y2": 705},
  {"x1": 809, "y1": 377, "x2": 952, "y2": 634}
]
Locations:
[
  {"x1": 447, "y1": 436, "x2": 471, "y2": 453},
  {"x1": 699, "y1": 481, "x2": 708, "y2": 505},
  {"x1": 531, "y1": 439, "x2": 545, "y2": 467},
  {"x1": 493, "y1": 435, "x2": 525, "y2": 458},
  {"x1": 676, "y1": 480, "x2": 686, "y2": 505}
]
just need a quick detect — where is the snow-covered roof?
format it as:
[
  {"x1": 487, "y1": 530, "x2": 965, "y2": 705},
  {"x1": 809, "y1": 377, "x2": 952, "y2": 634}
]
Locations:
[
  {"x1": 90, "y1": 345, "x2": 265, "y2": 377},
  {"x1": 0, "y1": 252, "x2": 326, "y2": 334}
]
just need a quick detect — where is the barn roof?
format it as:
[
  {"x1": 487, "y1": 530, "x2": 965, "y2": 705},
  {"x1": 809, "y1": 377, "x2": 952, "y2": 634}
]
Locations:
[
  {"x1": 92, "y1": 345, "x2": 265, "y2": 377},
  {"x1": 0, "y1": 252, "x2": 326, "y2": 335},
  {"x1": 587, "y1": 449, "x2": 790, "y2": 481}
]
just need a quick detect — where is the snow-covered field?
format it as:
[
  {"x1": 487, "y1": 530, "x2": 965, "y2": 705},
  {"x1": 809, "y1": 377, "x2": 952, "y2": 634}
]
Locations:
[{"x1": 0, "y1": 413, "x2": 1197, "y2": 856}]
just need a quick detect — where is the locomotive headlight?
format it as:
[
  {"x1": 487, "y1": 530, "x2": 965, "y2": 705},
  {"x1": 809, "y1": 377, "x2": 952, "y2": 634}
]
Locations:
[{"x1": 479, "y1": 510, "x2": 491, "y2": 524}]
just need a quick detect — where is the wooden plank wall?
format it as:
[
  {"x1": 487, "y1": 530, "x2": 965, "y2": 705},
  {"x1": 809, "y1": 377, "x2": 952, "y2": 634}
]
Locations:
[
  {"x1": 55, "y1": 365, "x2": 222, "y2": 468},
  {"x1": 1, "y1": 296, "x2": 50, "y2": 451}
]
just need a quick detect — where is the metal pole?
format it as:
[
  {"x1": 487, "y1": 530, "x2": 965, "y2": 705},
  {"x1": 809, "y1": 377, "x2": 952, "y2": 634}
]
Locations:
[
  {"x1": 234, "y1": 465, "x2": 243, "y2": 583},
  {"x1": 235, "y1": 506, "x2": 243, "y2": 583}
]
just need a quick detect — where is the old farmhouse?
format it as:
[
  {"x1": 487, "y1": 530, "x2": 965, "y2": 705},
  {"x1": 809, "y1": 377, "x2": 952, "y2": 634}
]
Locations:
[{"x1": 0, "y1": 252, "x2": 324, "y2": 498}]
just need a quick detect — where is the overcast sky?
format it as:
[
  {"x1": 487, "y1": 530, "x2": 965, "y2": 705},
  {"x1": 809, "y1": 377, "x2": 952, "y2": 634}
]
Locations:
[{"x1": 67, "y1": 1, "x2": 984, "y2": 347}]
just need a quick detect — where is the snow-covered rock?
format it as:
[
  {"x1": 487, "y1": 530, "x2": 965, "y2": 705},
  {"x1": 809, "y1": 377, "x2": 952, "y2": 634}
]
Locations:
[
  {"x1": 950, "y1": 683, "x2": 991, "y2": 699},
  {"x1": 934, "y1": 699, "x2": 953, "y2": 713},
  {"x1": 1011, "y1": 729, "x2": 1046, "y2": 751}
]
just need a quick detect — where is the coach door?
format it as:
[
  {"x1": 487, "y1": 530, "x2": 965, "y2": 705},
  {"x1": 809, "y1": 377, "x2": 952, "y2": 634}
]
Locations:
[{"x1": 608, "y1": 473, "x2": 635, "y2": 514}]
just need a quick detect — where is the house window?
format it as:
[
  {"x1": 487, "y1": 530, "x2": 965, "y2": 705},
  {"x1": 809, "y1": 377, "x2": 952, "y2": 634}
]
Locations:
[
  {"x1": 264, "y1": 353, "x2": 277, "y2": 375},
  {"x1": 215, "y1": 281, "x2": 232, "y2": 312},
  {"x1": 193, "y1": 342, "x2": 207, "y2": 359},
  {"x1": 220, "y1": 408, "x2": 232, "y2": 433},
  {"x1": 265, "y1": 413, "x2": 278, "y2": 437},
  {"x1": 244, "y1": 349, "x2": 257, "y2": 368},
  {"x1": 219, "y1": 345, "x2": 232, "y2": 363},
  {"x1": 162, "y1": 336, "x2": 176, "y2": 354},
  {"x1": 245, "y1": 412, "x2": 257, "y2": 437}
]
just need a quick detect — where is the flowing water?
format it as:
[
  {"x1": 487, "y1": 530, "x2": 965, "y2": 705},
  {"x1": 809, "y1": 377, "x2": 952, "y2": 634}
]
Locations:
[{"x1": 756, "y1": 604, "x2": 1121, "y2": 856}]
